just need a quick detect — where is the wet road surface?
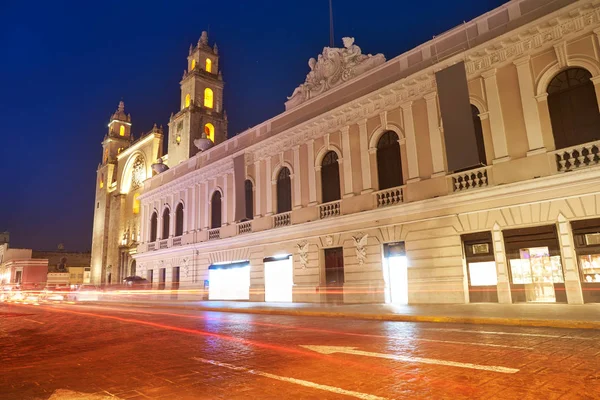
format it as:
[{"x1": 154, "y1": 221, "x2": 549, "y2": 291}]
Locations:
[{"x1": 1, "y1": 302, "x2": 599, "y2": 399}]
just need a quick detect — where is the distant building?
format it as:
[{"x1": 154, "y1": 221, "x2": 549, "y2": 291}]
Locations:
[
  {"x1": 33, "y1": 247, "x2": 91, "y2": 285},
  {"x1": 0, "y1": 243, "x2": 48, "y2": 289},
  {"x1": 0, "y1": 232, "x2": 9, "y2": 245}
]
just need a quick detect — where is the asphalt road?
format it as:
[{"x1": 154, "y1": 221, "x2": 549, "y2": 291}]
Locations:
[{"x1": 1, "y1": 302, "x2": 599, "y2": 400}]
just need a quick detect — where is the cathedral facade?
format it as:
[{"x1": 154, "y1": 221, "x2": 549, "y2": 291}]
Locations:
[{"x1": 95, "y1": 0, "x2": 600, "y2": 305}]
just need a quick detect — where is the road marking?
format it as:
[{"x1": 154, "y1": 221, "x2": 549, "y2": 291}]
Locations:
[
  {"x1": 404, "y1": 337, "x2": 530, "y2": 349},
  {"x1": 23, "y1": 318, "x2": 44, "y2": 325},
  {"x1": 420, "y1": 327, "x2": 595, "y2": 340},
  {"x1": 301, "y1": 345, "x2": 519, "y2": 374},
  {"x1": 192, "y1": 357, "x2": 391, "y2": 400}
]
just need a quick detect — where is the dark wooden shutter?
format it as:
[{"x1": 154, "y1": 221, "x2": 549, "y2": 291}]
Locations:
[{"x1": 321, "y1": 151, "x2": 341, "y2": 203}]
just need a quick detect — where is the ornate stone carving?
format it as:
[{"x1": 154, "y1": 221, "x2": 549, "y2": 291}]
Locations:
[
  {"x1": 131, "y1": 156, "x2": 145, "y2": 190},
  {"x1": 352, "y1": 233, "x2": 368, "y2": 266},
  {"x1": 324, "y1": 235, "x2": 333, "y2": 246},
  {"x1": 181, "y1": 257, "x2": 190, "y2": 278},
  {"x1": 286, "y1": 37, "x2": 385, "y2": 109},
  {"x1": 296, "y1": 241, "x2": 309, "y2": 269}
]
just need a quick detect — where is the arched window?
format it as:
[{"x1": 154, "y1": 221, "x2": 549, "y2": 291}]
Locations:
[
  {"x1": 277, "y1": 167, "x2": 292, "y2": 214},
  {"x1": 150, "y1": 212, "x2": 158, "y2": 242},
  {"x1": 205, "y1": 58, "x2": 212, "y2": 73},
  {"x1": 204, "y1": 123, "x2": 215, "y2": 142},
  {"x1": 185, "y1": 93, "x2": 191, "y2": 108},
  {"x1": 245, "y1": 180, "x2": 254, "y2": 220},
  {"x1": 175, "y1": 203, "x2": 184, "y2": 236},
  {"x1": 130, "y1": 260, "x2": 136, "y2": 276},
  {"x1": 162, "y1": 208, "x2": 170, "y2": 239},
  {"x1": 471, "y1": 105, "x2": 487, "y2": 166},
  {"x1": 548, "y1": 68, "x2": 600, "y2": 149},
  {"x1": 204, "y1": 88, "x2": 214, "y2": 108},
  {"x1": 99, "y1": 174, "x2": 104, "y2": 189},
  {"x1": 132, "y1": 193, "x2": 140, "y2": 214},
  {"x1": 119, "y1": 125, "x2": 125, "y2": 136},
  {"x1": 376, "y1": 131, "x2": 403, "y2": 190},
  {"x1": 321, "y1": 151, "x2": 341, "y2": 203},
  {"x1": 211, "y1": 191, "x2": 222, "y2": 229},
  {"x1": 103, "y1": 148, "x2": 109, "y2": 163},
  {"x1": 191, "y1": 59, "x2": 196, "y2": 70}
]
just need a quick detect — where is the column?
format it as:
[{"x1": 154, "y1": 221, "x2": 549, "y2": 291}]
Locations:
[
  {"x1": 482, "y1": 69, "x2": 510, "y2": 162},
  {"x1": 307, "y1": 140, "x2": 317, "y2": 205},
  {"x1": 169, "y1": 194, "x2": 175, "y2": 237},
  {"x1": 340, "y1": 126, "x2": 354, "y2": 197},
  {"x1": 492, "y1": 223, "x2": 512, "y2": 304},
  {"x1": 591, "y1": 76, "x2": 600, "y2": 113},
  {"x1": 424, "y1": 92, "x2": 445, "y2": 176},
  {"x1": 141, "y1": 204, "x2": 148, "y2": 243},
  {"x1": 514, "y1": 56, "x2": 546, "y2": 156},
  {"x1": 401, "y1": 102, "x2": 420, "y2": 182},
  {"x1": 190, "y1": 184, "x2": 196, "y2": 232},
  {"x1": 292, "y1": 145, "x2": 302, "y2": 208},
  {"x1": 358, "y1": 120, "x2": 372, "y2": 193},
  {"x1": 254, "y1": 160, "x2": 262, "y2": 217},
  {"x1": 557, "y1": 214, "x2": 584, "y2": 304},
  {"x1": 202, "y1": 182, "x2": 209, "y2": 229},
  {"x1": 265, "y1": 157, "x2": 273, "y2": 215},
  {"x1": 184, "y1": 187, "x2": 189, "y2": 233},
  {"x1": 222, "y1": 173, "x2": 228, "y2": 225}
]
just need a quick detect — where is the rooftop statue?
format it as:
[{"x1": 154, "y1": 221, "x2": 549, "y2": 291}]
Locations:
[{"x1": 286, "y1": 37, "x2": 386, "y2": 110}]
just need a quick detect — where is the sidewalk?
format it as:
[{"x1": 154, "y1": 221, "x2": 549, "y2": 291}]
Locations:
[{"x1": 92, "y1": 297, "x2": 600, "y2": 330}]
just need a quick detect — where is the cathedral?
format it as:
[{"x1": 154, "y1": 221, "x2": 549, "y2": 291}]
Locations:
[
  {"x1": 90, "y1": 31, "x2": 227, "y2": 284},
  {"x1": 93, "y1": 0, "x2": 600, "y2": 306}
]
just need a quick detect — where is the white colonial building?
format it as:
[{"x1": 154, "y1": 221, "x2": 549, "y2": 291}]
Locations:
[{"x1": 95, "y1": 0, "x2": 600, "y2": 305}]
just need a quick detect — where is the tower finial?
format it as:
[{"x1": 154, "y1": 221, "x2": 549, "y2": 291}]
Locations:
[
  {"x1": 213, "y1": 43, "x2": 219, "y2": 55},
  {"x1": 200, "y1": 31, "x2": 208, "y2": 45},
  {"x1": 189, "y1": 44, "x2": 193, "y2": 55},
  {"x1": 118, "y1": 100, "x2": 125, "y2": 112}
]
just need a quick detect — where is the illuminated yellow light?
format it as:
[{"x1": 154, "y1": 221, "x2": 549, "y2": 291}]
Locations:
[
  {"x1": 176, "y1": 135, "x2": 181, "y2": 143},
  {"x1": 100, "y1": 180, "x2": 104, "y2": 189},
  {"x1": 119, "y1": 125, "x2": 125, "y2": 136},
  {"x1": 133, "y1": 193, "x2": 140, "y2": 214},
  {"x1": 204, "y1": 123, "x2": 215, "y2": 142},
  {"x1": 205, "y1": 58, "x2": 212, "y2": 73},
  {"x1": 204, "y1": 88, "x2": 213, "y2": 108},
  {"x1": 185, "y1": 94, "x2": 191, "y2": 108},
  {"x1": 191, "y1": 59, "x2": 196, "y2": 70}
]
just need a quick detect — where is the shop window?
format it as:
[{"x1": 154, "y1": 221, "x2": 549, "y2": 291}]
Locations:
[
  {"x1": 471, "y1": 105, "x2": 487, "y2": 166},
  {"x1": 204, "y1": 123, "x2": 215, "y2": 142},
  {"x1": 204, "y1": 88, "x2": 214, "y2": 108},
  {"x1": 321, "y1": 151, "x2": 340, "y2": 203},
  {"x1": 211, "y1": 191, "x2": 222, "y2": 229},
  {"x1": 185, "y1": 93, "x2": 191, "y2": 108},
  {"x1": 376, "y1": 131, "x2": 403, "y2": 190},
  {"x1": 162, "y1": 208, "x2": 170, "y2": 239},
  {"x1": 191, "y1": 59, "x2": 196, "y2": 70},
  {"x1": 571, "y1": 218, "x2": 600, "y2": 303},
  {"x1": 132, "y1": 193, "x2": 140, "y2": 214},
  {"x1": 548, "y1": 68, "x2": 600, "y2": 149},
  {"x1": 276, "y1": 167, "x2": 292, "y2": 214},
  {"x1": 150, "y1": 212, "x2": 158, "y2": 242},
  {"x1": 245, "y1": 179, "x2": 253, "y2": 220},
  {"x1": 205, "y1": 58, "x2": 212, "y2": 73},
  {"x1": 175, "y1": 203, "x2": 184, "y2": 236},
  {"x1": 119, "y1": 125, "x2": 125, "y2": 136},
  {"x1": 324, "y1": 247, "x2": 344, "y2": 303},
  {"x1": 461, "y1": 232, "x2": 498, "y2": 303}
]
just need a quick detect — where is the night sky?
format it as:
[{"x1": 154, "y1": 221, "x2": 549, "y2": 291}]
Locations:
[{"x1": 0, "y1": 0, "x2": 505, "y2": 251}]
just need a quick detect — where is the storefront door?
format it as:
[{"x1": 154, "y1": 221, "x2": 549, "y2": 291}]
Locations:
[
  {"x1": 264, "y1": 255, "x2": 293, "y2": 302},
  {"x1": 324, "y1": 248, "x2": 344, "y2": 303},
  {"x1": 383, "y1": 242, "x2": 408, "y2": 304},
  {"x1": 208, "y1": 262, "x2": 250, "y2": 301},
  {"x1": 571, "y1": 218, "x2": 600, "y2": 303},
  {"x1": 504, "y1": 225, "x2": 566, "y2": 303},
  {"x1": 462, "y1": 232, "x2": 498, "y2": 303}
]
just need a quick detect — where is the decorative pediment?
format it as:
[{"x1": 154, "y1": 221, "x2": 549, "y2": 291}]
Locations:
[{"x1": 285, "y1": 37, "x2": 386, "y2": 110}]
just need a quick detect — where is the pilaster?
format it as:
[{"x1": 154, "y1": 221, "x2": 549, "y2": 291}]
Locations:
[
  {"x1": 358, "y1": 120, "x2": 373, "y2": 193},
  {"x1": 482, "y1": 69, "x2": 510, "y2": 163},
  {"x1": 424, "y1": 92, "x2": 445, "y2": 176},
  {"x1": 557, "y1": 214, "x2": 584, "y2": 304},
  {"x1": 307, "y1": 140, "x2": 317, "y2": 205},
  {"x1": 293, "y1": 145, "x2": 302, "y2": 208},
  {"x1": 340, "y1": 126, "x2": 353, "y2": 197},
  {"x1": 513, "y1": 56, "x2": 546, "y2": 155},
  {"x1": 492, "y1": 223, "x2": 512, "y2": 304},
  {"x1": 254, "y1": 160, "x2": 262, "y2": 217},
  {"x1": 401, "y1": 102, "x2": 420, "y2": 182},
  {"x1": 265, "y1": 157, "x2": 273, "y2": 215}
]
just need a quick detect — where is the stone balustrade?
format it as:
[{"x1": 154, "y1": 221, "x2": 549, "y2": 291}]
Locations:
[
  {"x1": 273, "y1": 212, "x2": 291, "y2": 228},
  {"x1": 374, "y1": 186, "x2": 405, "y2": 208},
  {"x1": 172, "y1": 236, "x2": 182, "y2": 246},
  {"x1": 208, "y1": 228, "x2": 221, "y2": 240},
  {"x1": 448, "y1": 166, "x2": 491, "y2": 192},
  {"x1": 319, "y1": 200, "x2": 341, "y2": 219},
  {"x1": 551, "y1": 140, "x2": 600, "y2": 172},
  {"x1": 237, "y1": 221, "x2": 252, "y2": 235},
  {"x1": 159, "y1": 239, "x2": 168, "y2": 249}
]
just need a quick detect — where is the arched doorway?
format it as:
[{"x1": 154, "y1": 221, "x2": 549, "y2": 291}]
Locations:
[
  {"x1": 162, "y1": 208, "x2": 170, "y2": 239},
  {"x1": 471, "y1": 105, "x2": 487, "y2": 166},
  {"x1": 130, "y1": 260, "x2": 137, "y2": 277},
  {"x1": 321, "y1": 151, "x2": 341, "y2": 203},
  {"x1": 150, "y1": 212, "x2": 158, "y2": 242},
  {"x1": 276, "y1": 167, "x2": 292, "y2": 213},
  {"x1": 175, "y1": 203, "x2": 184, "y2": 236},
  {"x1": 211, "y1": 191, "x2": 222, "y2": 228},
  {"x1": 548, "y1": 68, "x2": 600, "y2": 149},
  {"x1": 376, "y1": 131, "x2": 403, "y2": 190}
]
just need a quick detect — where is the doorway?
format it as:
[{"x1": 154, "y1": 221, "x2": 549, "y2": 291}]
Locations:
[
  {"x1": 383, "y1": 242, "x2": 408, "y2": 304},
  {"x1": 208, "y1": 262, "x2": 250, "y2": 300},
  {"x1": 158, "y1": 268, "x2": 166, "y2": 290},
  {"x1": 264, "y1": 255, "x2": 293, "y2": 302},
  {"x1": 324, "y1": 247, "x2": 344, "y2": 303}
]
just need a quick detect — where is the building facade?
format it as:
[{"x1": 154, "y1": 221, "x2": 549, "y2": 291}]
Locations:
[
  {"x1": 0, "y1": 244, "x2": 48, "y2": 289},
  {"x1": 101, "y1": 0, "x2": 600, "y2": 305}
]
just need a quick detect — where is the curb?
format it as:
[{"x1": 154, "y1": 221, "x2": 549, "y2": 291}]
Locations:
[{"x1": 87, "y1": 301, "x2": 600, "y2": 330}]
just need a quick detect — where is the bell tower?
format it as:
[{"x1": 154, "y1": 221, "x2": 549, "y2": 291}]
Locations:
[{"x1": 167, "y1": 31, "x2": 228, "y2": 166}]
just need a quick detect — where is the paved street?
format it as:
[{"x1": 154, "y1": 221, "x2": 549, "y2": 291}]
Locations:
[{"x1": 1, "y1": 302, "x2": 600, "y2": 400}]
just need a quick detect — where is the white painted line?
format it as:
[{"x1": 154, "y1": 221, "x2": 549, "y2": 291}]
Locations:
[
  {"x1": 23, "y1": 318, "x2": 44, "y2": 325},
  {"x1": 402, "y1": 337, "x2": 531, "y2": 349},
  {"x1": 192, "y1": 357, "x2": 391, "y2": 400},
  {"x1": 301, "y1": 346, "x2": 519, "y2": 374},
  {"x1": 420, "y1": 327, "x2": 595, "y2": 340}
]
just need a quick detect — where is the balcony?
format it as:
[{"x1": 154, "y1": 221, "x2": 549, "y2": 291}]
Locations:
[
  {"x1": 159, "y1": 239, "x2": 168, "y2": 249},
  {"x1": 172, "y1": 236, "x2": 182, "y2": 246},
  {"x1": 374, "y1": 186, "x2": 404, "y2": 208},
  {"x1": 273, "y1": 211, "x2": 291, "y2": 228},
  {"x1": 319, "y1": 200, "x2": 341, "y2": 219},
  {"x1": 551, "y1": 140, "x2": 600, "y2": 173},
  {"x1": 147, "y1": 242, "x2": 157, "y2": 251},
  {"x1": 208, "y1": 228, "x2": 221, "y2": 240},
  {"x1": 448, "y1": 166, "x2": 491, "y2": 193},
  {"x1": 237, "y1": 221, "x2": 252, "y2": 235}
]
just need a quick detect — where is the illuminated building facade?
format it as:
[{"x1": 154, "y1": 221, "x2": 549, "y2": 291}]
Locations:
[{"x1": 109, "y1": 1, "x2": 600, "y2": 304}]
